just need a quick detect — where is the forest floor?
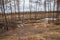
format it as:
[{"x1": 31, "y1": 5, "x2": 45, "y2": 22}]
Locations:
[{"x1": 0, "y1": 21, "x2": 60, "y2": 40}]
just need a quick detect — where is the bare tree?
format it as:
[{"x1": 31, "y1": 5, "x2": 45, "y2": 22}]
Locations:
[
  {"x1": 0, "y1": 0, "x2": 8, "y2": 30},
  {"x1": 56, "y1": 0, "x2": 60, "y2": 23}
]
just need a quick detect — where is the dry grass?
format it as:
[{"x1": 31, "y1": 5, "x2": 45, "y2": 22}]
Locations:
[
  {"x1": 0, "y1": 12, "x2": 60, "y2": 40},
  {"x1": 0, "y1": 21, "x2": 60, "y2": 40},
  {"x1": 0, "y1": 12, "x2": 57, "y2": 21}
]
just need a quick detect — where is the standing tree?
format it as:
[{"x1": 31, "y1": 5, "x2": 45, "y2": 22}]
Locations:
[
  {"x1": 0, "y1": 0, "x2": 8, "y2": 30},
  {"x1": 56, "y1": 0, "x2": 60, "y2": 24}
]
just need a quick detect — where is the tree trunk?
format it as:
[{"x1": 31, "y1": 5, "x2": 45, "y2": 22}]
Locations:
[{"x1": 56, "y1": 0, "x2": 60, "y2": 24}]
